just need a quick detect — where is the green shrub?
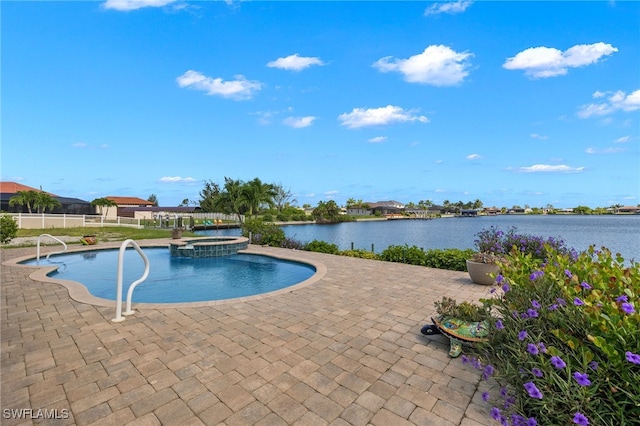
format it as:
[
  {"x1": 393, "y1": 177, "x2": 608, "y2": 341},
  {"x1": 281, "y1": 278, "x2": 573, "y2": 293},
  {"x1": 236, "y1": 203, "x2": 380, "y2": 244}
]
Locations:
[
  {"x1": 261, "y1": 213, "x2": 273, "y2": 222},
  {"x1": 0, "y1": 214, "x2": 18, "y2": 244},
  {"x1": 379, "y1": 244, "x2": 427, "y2": 265},
  {"x1": 469, "y1": 246, "x2": 640, "y2": 425},
  {"x1": 276, "y1": 213, "x2": 289, "y2": 222},
  {"x1": 424, "y1": 248, "x2": 475, "y2": 271},
  {"x1": 339, "y1": 249, "x2": 380, "y2": 260},
  {"x1": 304, "y1": 240, "x2": 340, "y2": 254},
  {"x1": 241, "y1": 218, "x2": 285, "y2": 247}
]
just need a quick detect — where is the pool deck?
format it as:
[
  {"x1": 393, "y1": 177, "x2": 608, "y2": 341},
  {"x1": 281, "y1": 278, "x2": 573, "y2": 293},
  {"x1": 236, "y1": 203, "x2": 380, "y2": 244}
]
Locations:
[{"x1": 1, "y1": 240, "x2": 497, "y2": 426}]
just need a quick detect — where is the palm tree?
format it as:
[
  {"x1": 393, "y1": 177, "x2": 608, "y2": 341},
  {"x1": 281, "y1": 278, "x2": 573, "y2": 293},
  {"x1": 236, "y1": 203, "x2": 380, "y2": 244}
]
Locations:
[
  {"x1": 91, "y1": 197, "x2": 118, "y2": 217},
  {"x1": 242, "y1": 178, "x2": 276, "y2": 217},
  {"x1": 9, "y1": 190, "x2": 39, "y2": 213},
  {"x1": 34, "y1": 192, "x2": 61, "y2": 213},
  {"x1": 211, "y1": 178, "x2": 246, "y2": 222}
]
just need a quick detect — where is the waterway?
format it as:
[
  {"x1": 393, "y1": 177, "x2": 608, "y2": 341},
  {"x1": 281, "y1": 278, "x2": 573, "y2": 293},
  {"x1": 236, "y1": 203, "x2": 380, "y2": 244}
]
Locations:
[{"x1": 200, "y1": 215, "x2": 640, "y2": 262}]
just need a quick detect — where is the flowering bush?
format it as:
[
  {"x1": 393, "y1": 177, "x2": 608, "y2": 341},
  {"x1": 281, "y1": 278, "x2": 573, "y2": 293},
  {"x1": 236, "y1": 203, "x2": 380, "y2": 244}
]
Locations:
[
  {"x1": 469, "y1": 246, "x2": 640, "y2": 425},
  {"x1": 473, "y1": 226, "x2": 572, "y2": 262}
]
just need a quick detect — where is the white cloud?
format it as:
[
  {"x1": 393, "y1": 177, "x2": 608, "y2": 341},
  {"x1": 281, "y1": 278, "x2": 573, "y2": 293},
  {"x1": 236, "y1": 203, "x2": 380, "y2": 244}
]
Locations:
[
  {"x1": 577, "y1": 89, "x2": 640, "y2": 118},
  {"x1": 503, "y1": 42, "x2": 618, "y2": 78},
  {"x1": 614, "y1": 136, "x2": 630, "y2": 143},
  {"x1": 283, "y1": 116, "x2": 316, "y2": 128},
  {"x1": 368, "y1": 136, "x2": 388, "y2": 143},
  {"x1": 176, "y1": 70, "x2": 262, "y2": 100},
  {"x1": 424, "y1": 1, "x2": 472, "y2": 16},
  {"x1": 512, "y1": 164, "x2": 585, "y2": 173},
  {"x1": 466, "y1": 153, "x2": 482, "y2": 160},
  {"x1": 530, "y1": 133, "x2": 548, "y2": 140},
  {"x1": 267, "y1": 54, "x2": 325, "y2": 71},
  {"x1": 158, "y1": 176, "x2": 197, "y2": 183},
  {"x1": 338, "y1": 105, "x2": 429, "y2": 129},
  {"x1": 373, "y1": 45, "x2": 472, "y2": 86},
  {"x1": 324, "y1": 190, "x2": 338, "y2": 195},
  {"x1": 73, "y1": 142, "x2": 88, "y2": 148},
  {"x1": 102, "y1": 0, "x2": 178, "y2": 11},
  {"x1": 585, "y1": 147, "x2": 625, "y2": 154}
]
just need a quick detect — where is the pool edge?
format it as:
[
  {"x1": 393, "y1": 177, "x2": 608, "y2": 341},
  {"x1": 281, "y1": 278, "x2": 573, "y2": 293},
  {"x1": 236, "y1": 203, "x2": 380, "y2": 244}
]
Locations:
[{"x1": 2, "y1": 241, "x2": 328, "y2": 309}]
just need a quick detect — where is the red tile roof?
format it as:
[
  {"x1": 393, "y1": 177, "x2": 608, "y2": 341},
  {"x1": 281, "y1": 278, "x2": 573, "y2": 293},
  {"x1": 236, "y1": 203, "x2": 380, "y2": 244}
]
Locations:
[
  {"x1": 106, "y1": 196, "x2": 155, "y2": 206},
  {"x1": 0, "y1": 181, "x2": 58, "y2": 196}
]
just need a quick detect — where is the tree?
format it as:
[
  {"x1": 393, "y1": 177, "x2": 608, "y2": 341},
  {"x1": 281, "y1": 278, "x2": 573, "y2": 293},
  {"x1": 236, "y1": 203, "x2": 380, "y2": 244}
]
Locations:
[
  {"x1": 242, "y1": 178, "x2": 277, "y2": 217},
  {"x1": 9, "y1": 190, "x2": 39, "y2": 213},
  {"x1": 199, "y1": 180, "x2": 221, "y2": 212},
  {"x1": 312, "y1": 200, "x2": 341, "y2": 223},
  {"x1": 34, "y1": 192, "x2": 61, "y2": 213},
  {"x1": 148, "y1": 194, "x2": 159, "y2": 206},
  {"x1": 91, "y1": 197, "x2": 117, "y2": 217},
  {"x1": 418, "y1": 200, "x2": 433, "y2": 209},
  {"x1": 273, "y1": 184, "x2": 297, "y2": 212},
  {"x1": 472, "y1": 199, "x2": 483, "y2": 210}
]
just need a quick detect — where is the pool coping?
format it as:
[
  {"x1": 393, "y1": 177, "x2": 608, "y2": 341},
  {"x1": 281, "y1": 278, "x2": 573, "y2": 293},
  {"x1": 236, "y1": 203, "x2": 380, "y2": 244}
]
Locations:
[{"x1": 1, "y1": 238, "x2": 327, "y2": 310}]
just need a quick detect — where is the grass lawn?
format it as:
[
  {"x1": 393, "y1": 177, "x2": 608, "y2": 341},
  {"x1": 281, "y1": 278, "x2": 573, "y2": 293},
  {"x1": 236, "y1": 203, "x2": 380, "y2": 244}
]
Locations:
[{"x1": 10, "y1": 226, "x2": 198, "y2": 245}]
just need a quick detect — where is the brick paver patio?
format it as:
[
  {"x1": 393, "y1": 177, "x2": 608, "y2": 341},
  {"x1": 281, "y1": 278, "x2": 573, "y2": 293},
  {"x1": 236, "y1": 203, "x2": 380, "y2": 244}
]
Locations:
[{"x1": 1, "y1": 240, "x2": 496, "y2": 425}]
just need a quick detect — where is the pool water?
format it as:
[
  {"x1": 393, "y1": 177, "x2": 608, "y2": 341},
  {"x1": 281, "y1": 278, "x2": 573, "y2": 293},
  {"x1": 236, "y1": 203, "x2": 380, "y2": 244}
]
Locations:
[{"x1": 24, "y1": 248, "x2": 315, "y2": 303}]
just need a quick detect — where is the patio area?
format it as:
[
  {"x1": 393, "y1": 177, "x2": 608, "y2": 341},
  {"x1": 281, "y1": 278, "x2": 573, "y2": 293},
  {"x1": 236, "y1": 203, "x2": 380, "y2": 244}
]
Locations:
[{"x1": 1, "y1": 241, "x2": 496, "y2": 425}]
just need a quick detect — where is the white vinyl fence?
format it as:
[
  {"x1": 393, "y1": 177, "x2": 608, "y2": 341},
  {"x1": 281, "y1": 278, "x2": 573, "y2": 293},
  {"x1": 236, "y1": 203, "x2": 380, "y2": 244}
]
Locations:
[
  {"x1": 6, "y1": 212, "x2": 243, "y2": 230},
  {"x1": 8, "y1": 213, "x2": 143, "y2": 229}
]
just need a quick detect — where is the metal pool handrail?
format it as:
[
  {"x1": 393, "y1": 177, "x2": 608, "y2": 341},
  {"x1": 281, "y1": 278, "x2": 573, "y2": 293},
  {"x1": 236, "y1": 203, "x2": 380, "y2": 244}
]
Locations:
[
  {"x1": 112, "y1": 239, "x2": 150, "y2": 323},
  {"x1": 36, "y1": 234, "x2": 68, "y2": 261}
]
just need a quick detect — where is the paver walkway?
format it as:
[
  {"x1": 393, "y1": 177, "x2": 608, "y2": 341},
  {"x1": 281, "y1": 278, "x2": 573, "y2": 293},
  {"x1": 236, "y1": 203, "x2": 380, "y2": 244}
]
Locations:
[{"x1": 1, "y1": 241, "x2": 496, "y2": 425}]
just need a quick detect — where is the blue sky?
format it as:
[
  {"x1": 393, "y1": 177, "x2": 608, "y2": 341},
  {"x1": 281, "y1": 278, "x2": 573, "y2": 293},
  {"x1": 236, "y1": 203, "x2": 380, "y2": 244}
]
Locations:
[{"x1": 2, "y1": 1, "x2": 639, "y2": 209}]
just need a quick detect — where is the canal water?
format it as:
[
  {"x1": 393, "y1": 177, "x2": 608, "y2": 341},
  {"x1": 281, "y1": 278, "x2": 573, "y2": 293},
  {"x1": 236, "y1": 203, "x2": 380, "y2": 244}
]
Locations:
[{"x1": 199, "y1": 215, "x2": 640, "y2": 262}]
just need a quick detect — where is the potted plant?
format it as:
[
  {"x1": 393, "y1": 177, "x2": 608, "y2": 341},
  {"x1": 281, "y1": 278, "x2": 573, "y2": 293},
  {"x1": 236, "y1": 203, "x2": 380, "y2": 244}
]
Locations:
[
  {"x1": 421, "y1": 296, "x2": 491, "y2": 357},
  {"x1": 466, "y1": 252, "x2": 502, "y2": 285},
  {"x1": 466, "y1": 226, "x2": 507, "y2": 285},
  {"x1": 171, "y1": 227, "x2": 184, "y2": 239}
]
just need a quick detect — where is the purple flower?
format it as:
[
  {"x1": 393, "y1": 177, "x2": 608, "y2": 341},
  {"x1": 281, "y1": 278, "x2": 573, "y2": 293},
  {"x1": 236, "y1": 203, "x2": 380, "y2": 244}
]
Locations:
[
  {"x1": 502, "y1": 283, "x2": 511, "y2": 293},
  {"x1": 626, "y1": 351, "x2": 640, "y2": 365},
  {"x1": 495, "y1": 320, "x2": 504, "y2": 330},
  {"x1": 621, "y1": 302, "x2": 635, "y2": 314},
  {"x1": 491, "y1": 407, "x2": 501, "y2": 420},
  {"x1": 499, "y1": 387, "x2": 508, "y2": 397},
  {"x1": 511, "y1": 414, "x2": 526, "y2": 426},
  {"x1": 496, "y1": 274, "x2": 504, "y2": 283},
  {"x1": 526, "y1": 418, "x2": 538, "y2": 426},
  {"x1": 527, "y1": 309, "x2": 539, "y2": 318},
  {"x1": 616, "y1": 294, "x2": 629, "y2": 302},
  {"x1": 580, "y1": 281, "x2": 592, "y2": 290},
  {"x1": 538, "y1": 342, "x2": 547, "y2": 353},
  {"x1": 531, "y1": 300, "x2": 541, "y2": 309},
  {"x1": 573, "y1": 412, "x2": 589, "y2": 425},
  {"x1": 529, "y1": 270, "x2": 544, "y2": 281},
  {"x1": 532, "y1": 368, "x2": 543, "y2": 377},
  {"x1": 482, "y1": 391, "x2": 490, "y2": 401},
  {"x1": 461, "y1": 354, "x2": 469, "y2": 364},
  {"x1": 527, "y1": 343, "x2": 539, "y2": 355},
  {"x1": 564, "y1": 269, "x2": 573, "y2": 278},
  {"x1": 550, "y1": 356, "x2": 566, "y2": 369},
  {"x1": 557, "y1": 298, "x2": 567, "y2": 306},
  {"x1": 589, "y1": 361, "x2": 598, "y2": 371},
  {"x1": 518, "y1": 330, "x2": 528, "y2": 341},
  {"x1": 483, "y1": 364, "x2": 495, "y2": 379},
  {"x1": 548, "y1": 303, "x2": 559, "y2": 311},
  {"x1": 574, "y1": 297, "x2": 585, "y2": 306},
  {"x1": 573, "y1": 371, "x2": 591, "y2": 386},
  {"x1": 524, "y1": 382, "x2": 543, "y2": 399}
]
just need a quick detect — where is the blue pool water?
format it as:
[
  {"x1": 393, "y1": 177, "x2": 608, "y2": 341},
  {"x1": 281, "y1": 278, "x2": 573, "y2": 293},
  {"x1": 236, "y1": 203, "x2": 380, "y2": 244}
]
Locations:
[{"x1": 23, "y1": 248, "x2": 316, "y2": 303}]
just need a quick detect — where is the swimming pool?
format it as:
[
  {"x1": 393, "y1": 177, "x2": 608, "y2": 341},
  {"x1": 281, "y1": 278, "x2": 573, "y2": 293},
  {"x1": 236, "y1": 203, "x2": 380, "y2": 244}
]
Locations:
[{"x1": 21, "y1": 247, "x2": 316, "y2": 303}]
